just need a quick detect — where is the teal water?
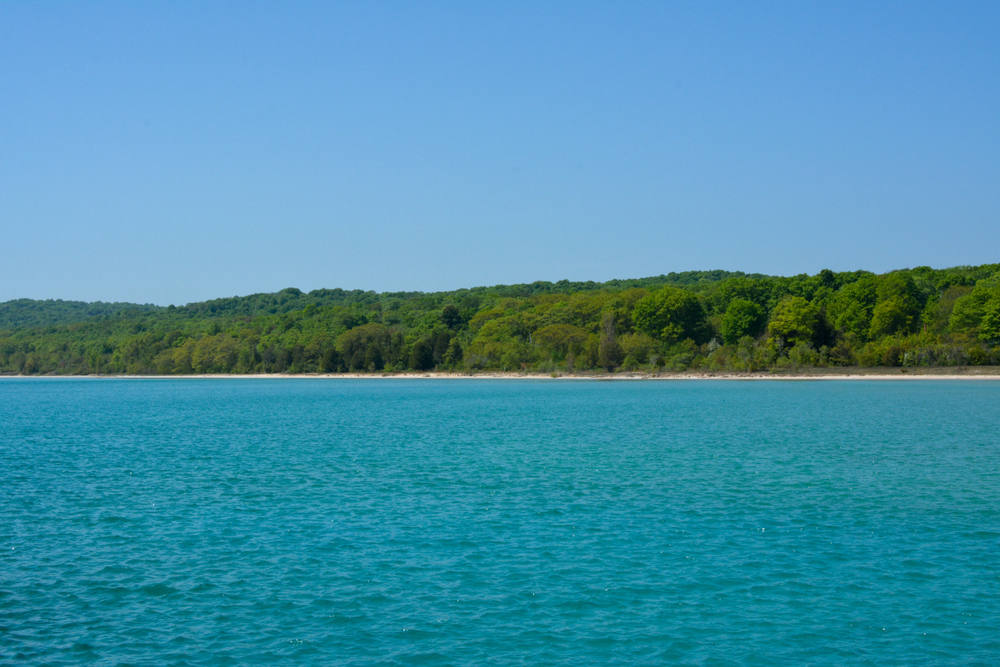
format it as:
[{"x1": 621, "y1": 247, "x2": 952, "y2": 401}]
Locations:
[{"x1": 2, "y1": 379, "x2": 999, "y2": 666}]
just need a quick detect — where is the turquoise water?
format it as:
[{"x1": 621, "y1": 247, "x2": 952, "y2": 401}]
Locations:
[{"x1": 2, "y1": 379, "x2": 999, "y2": 666}]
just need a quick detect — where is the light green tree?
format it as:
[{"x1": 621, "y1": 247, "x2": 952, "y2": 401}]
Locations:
[
  {"x1": 533, "y1": 324, "x2": 589, "y2": 360},
  {"x1": 768, "y1": 296, "x2": 818, "y2": 347},
  {"x1": 950, "y1": 279, "x2": 1000, "y2": 335},
  {"x1": 979, "y1": 297, "x2": 1000, "y2": 343}
]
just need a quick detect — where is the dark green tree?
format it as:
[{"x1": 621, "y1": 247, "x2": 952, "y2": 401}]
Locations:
[
  {"x1": 321, "y1": 348, "x2": 343, "y2": 372},
  {"x1": 598, "y1": 313, "x2": 623, "y2": 371},
  {"x1": 430, "y1": 330, "x2": 451, "y2": 365},
  {"x1": 441, "y1": 304, "x2": 463, "y2": 329},
  {"x1": 409, "y1": 339, "x2": 434, "y2": 370},
  {"x1": 364, "y1": 342, "x2": 384, "y2": 371},
  {"x1": 818, "y1": 269, "x2": 836, "y2": 289},
  {"x1": 720, "y1": 299, "x2": 767, "y2": 345},
  {"x1": 337, "y1": 323, "x2": 388, "y2": 357}
]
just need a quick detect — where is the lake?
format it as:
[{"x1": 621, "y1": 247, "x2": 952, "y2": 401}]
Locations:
[{"x1": 2, "y1": 378, "x2": 998, "y2": 665}]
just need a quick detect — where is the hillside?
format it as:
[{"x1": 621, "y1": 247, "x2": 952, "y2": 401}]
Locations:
[{"x1": 1, "y1": 265, "x2": 997, "y2": 375}]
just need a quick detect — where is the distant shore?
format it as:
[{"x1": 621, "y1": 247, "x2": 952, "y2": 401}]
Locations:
[{"x1": 4, "y1": 367, "x2": 1000, "y2": 380}]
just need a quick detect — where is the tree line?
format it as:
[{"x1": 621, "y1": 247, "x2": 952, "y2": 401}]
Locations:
[{"x1": 1, "y1": 264, "x2": 999, "y2": 375}]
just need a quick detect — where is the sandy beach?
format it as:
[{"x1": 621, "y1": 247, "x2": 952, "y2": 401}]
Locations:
[{"x1": 6, "y1": 368, "x2": 1000, "y2": 380}]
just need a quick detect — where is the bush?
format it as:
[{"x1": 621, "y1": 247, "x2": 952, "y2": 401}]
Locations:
[
  {"x1": 967, "y1": 344, "x2": 992, "y2": 365},
  {"x1": 881, "y1": 342, "x2": 904, "y2": 367},
  {"x1": 787, "y1": 342, "x2": 819, "y2": 367}
]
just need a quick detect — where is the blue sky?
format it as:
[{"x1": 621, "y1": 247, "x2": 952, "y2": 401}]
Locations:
[{"x1": 1, "y1": 1, "x2": 997, "y2": 305}]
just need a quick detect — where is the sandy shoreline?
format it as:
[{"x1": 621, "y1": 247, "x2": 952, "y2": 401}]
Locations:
[{"x1": 4, "y1": 369, "x2": 1000, "y2": 381}]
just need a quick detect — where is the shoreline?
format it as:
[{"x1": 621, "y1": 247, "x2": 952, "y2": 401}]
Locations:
[{"x1": 4, "y1": 368, "x2": 1000, "y2": 381}]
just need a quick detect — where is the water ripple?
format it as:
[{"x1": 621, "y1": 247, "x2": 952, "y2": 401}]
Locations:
[{"x1": 1, "y1": 379, "x2": 999, "y2": 665}]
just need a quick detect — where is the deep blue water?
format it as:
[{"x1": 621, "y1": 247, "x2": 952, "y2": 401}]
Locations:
[{"x1": 2, "y1": 378, "x2": 999, "y2": 666}]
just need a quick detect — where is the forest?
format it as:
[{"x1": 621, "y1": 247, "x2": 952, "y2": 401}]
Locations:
[{"x1": 1, "y1": 264, "x2": 999, "y2": 375}]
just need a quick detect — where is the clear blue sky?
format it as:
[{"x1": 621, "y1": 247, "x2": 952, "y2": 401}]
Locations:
[{"x1": 1, "y1": 1, "x2": 997, "y2": 305}]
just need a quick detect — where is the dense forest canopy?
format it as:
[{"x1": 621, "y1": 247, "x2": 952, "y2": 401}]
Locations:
[
  {"x1": 2, "y1": 264, "x2": 999, "y2": 375},
  {"x1": 0, "y1": 299, "x2": 162, "y2": 329}
]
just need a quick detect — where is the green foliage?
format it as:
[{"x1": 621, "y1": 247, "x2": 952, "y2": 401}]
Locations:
[
  {"x1": 598, "y1": 313, "x2": 623, "y2": 371},
  {"x1": 711, "y1": 277, "x2": 774, "y2": 313},
  {"x1": 728, "y1": 336, "x2": 777, "y2": 372},
  {"x1": 922, "y1": 284, "x2": 971, "y2": 333},
  {"x1": 2, "y1": 264, "x2": 999, "y2": 375},
  {"x1": 443, "y1": 338, "x2": 464, "y2": 367},
  {"x1": 869, "y1": 274, "x2": 923, "y2": 338},
  {"x1": 980, "y1": 298, "x2": 1000, "y2": 344},
  {"x1": 534, "y1": 324, "x2": 589, "y2": 361},
  {"x1": 337, "y1": 323, "x2": 391, "y2": 371},
  {"x1": 768, "y1": 296, "x2": 819, "y2": 347},
  {"x1": 633, "y1": 287, "x2": 709, "y2": 344},
  {"x1": 321, "y1": 347, "x2": 343, "y2": 373},
  {"x1": 950, "y1": 279, "x2": 1000, "y2": 337},
  {"x1": 619, "y1": 332, "x2": 658, "y2": 369},
  {"x1": 950, "y1": 292, "x2": 986, "y2": 331},
  {"x1": 720, "y1": 299, "x2": 767, "y2": 345},
  {"x1": 827, "y1": 275, "x2": 878, "y2": 340},
  {"x1": 0, "y1": 299, "x2": 163, "y2": 328},
  {"x1": 783, "y1": 341, "x2": 820, "y2": 368},
  {"x1": 441, "y1": 305, "x2": 463, "y2": 329},
  {"x1": 409, "y1": 339, "x2": 434, "y2": 371}
]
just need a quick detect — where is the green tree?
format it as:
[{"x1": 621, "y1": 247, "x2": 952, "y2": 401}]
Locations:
[
  {"x1": 598, "y1": 313, "x2": 623, "y2": 371},
  {"x1": 336, "y1": 323, "x2": 390, "y2": 371},
  {"x1": 711, "y1": 277, "x2": 774, "y2": 313},
  {"x1": 979, "y1": 297, "x2": 1000, "y2": 344},
  {"x1": 431, "y1": 330, "x2": 452, "y2": 365},
  {"x1": 409, "y1": 339, "x2": 434, "y2": 370},
  {"x1": 869, "y1": 299, "x2": 916, "y2": 338},
  {"x1": 3, "y1": 262, "x2": 1000, "y2": 376},
  {"x1": 321, "y1": 347, "x2": 342, "y2": 372},
  {"x1": 869, "y1": 274, "x2": 922, "y2": 338},
  {"x1": 827, "y1": 275, "x2": 878, "y2": 340},
  {"x1": 768, "y1": 296, "x2": 818, "y2": 346},
  {"x1": 634, "y1": 287, "x2": 709, "y2": 344},
  {"x1": 619, "y1": 332, "x2": 658, "y2": 368},
  {"x1": 533, "y1": 324, "x2": 589, "y2": 360},
  {"x1": 443, "y1": 338, "x2": 463, "y2": 367},
  {"x1": 733, "y1": 336, "x2": 777, "y2": 371},
  {"x1": 441, "y1": 304, "x2": 463, "y2": 329},
  {"x1": 720, "y1": 299, "x2": 767, "y2": 345},
  {"x1": 364, "y1": 342, "x2": 383, "y2": 371},
  {"x1": 950, "y1": 292, "x2": 984, "y2": 332},
  {"x1": 950, "y1": 281, "x2": 1000, "y2": 335}
]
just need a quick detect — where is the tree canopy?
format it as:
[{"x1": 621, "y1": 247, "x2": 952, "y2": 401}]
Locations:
[
  {"x1": 2, "y1": 263, "x2": 999, "y2": 375},
  {"x1": 633, "y1": 287, "x2": 709, "y2": 344}
]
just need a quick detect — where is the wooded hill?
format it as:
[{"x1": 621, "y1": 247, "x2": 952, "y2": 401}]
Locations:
[{"x1": 2, "y1": 265, "x2": 998, "y2": 375}]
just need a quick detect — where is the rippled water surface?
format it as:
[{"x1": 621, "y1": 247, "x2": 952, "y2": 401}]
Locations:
[{"x1": 2, "y1": 378, "x2": 999, "y2": 665}]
